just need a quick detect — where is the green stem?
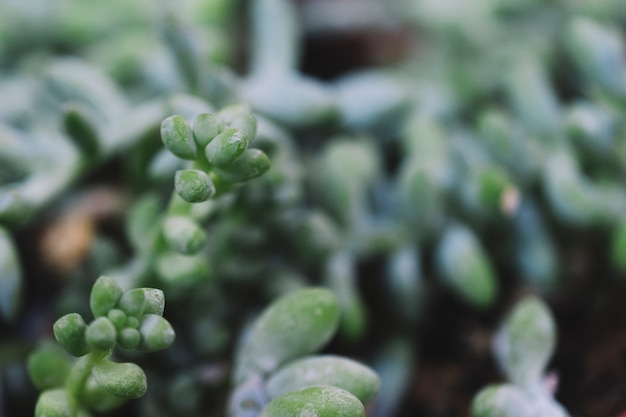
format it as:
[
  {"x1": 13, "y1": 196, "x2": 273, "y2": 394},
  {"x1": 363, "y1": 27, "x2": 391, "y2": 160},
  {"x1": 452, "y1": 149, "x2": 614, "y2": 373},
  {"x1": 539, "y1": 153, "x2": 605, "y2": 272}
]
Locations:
[{"x1": 65, "y1": 350, "x2": 109, "y2": 415}]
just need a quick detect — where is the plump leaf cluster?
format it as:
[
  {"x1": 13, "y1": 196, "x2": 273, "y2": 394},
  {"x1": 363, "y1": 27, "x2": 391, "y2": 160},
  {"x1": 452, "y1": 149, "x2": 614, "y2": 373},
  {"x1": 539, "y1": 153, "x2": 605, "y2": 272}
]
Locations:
[
  {"x1": 27, "y1": 276, "x2": 175, "y2": 417},
  {"x1": 229, "y1": 288, "x2": 380, "y2": 417},
  {"x1": 161, "y1": 104, "x2": 271, "y2": 202}
]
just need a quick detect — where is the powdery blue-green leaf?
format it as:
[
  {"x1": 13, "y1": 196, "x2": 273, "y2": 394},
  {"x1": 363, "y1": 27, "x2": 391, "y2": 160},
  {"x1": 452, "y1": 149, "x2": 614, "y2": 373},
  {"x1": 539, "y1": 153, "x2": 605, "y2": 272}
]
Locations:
[
  {"x1": 175, "y1": 169, "x2": 216, "y2": 203},
  {"x1": 90, "y1": 276, "x2": 123, "y2": 318},
  {"x1": 266, "y1": 355, "x2": 380, "y2": 404},
  {"x1": 161, "y1": 115, "x2": 197, "y2": 160},
  {"x1": 236, "y1": 288, "x2": 340, "y2": 380},
  {"x1": 138, "y1": 314, "x2": 175, "y2": 352},
  {"x1": 53, "y1": 313, "x2": 90, "y2": 357},
  {"x1": 493, "y1": 297, "x2": 556, "y2": 388},
  {"x1": 471, "y1": 384, "x2": 533, "y2": 417},
  {"x1": 260, "y1": 386, "x2": 364, "y2": 417},
  {"x1": 162, "y1": 215, "x2": 207, "y2": 254},
  {"x1": 92, "y1": 361, "x2": 147, "y2": 399},
  {"x1": 0, "y1": 227, "x2": 22, "y2": 321},
  {"x1": 435, "y1": 223, "x2": 497, "y2": 308}
]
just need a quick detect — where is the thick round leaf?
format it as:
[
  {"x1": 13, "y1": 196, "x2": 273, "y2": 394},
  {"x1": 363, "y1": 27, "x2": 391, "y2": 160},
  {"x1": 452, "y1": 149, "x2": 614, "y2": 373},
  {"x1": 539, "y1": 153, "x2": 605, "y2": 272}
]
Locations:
[
  {"x1": 117, "y1": 288, "x2": 165, "y2": 317},
  {"x1": 266, "y1": 355, "x2": 380, "y2": 404},
  {"x1": 35, "y1": 389, "x2": 72, "y2": 417},
  {"x1": 236, "y1": 288, "x2": 340, "y2": 379},
  {"x1": 138, "y1": 314, "x2": 175, "y2": 352},
  {"x1": 192, "y1": 113, "x2": 220, "y2": 148},
  {"x1": 53, "y1": 313, "x2": 90, "y2": 357},
  {"x1": 161, "y1": 115, "x2": 197, "y2": 160},
  {"x1": 260, "y1": 386, "x2": 364, "y2": 417},
  {"x1": 92, "y1": 361, "x2": 147, "y2": 399},
  {"x1": 174, "y1": 169, "x2": 216, "y2": 203},
  {"x1": 204, "y1": 128, "x2": 248, "y2": 167},
  {"x1": 86, "y1": 317, "x2": 117, "y2": 351},
  {"x1": 90, "y1": 276, "x2": 123, "y2": 318},
  {"x1": 212, "y1": 148, "x2": 271, "y2": 183}
]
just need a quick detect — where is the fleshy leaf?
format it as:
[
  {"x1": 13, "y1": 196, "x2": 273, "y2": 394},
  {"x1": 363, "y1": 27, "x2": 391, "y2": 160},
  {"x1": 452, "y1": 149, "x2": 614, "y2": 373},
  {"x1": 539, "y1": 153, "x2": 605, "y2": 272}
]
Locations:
[
  {"x1": 266, "y1": 355, "x2": 380, "y2": 404},
  {"x1": 92, "y1": 361, "x2": 147, "y2": 399},
  {"x1": 471, "y1": 384, "x2": 533, "y2": 417},
  {"x1": 117, "y1": 288, "x2": 165, "y2": 317},
  {"x1": 204, "y1": 128, "x2": 249, "y2": 167},
  {"x1": 90, "y1": 276, "x2": 123, "y2": 318},
  {"x1": 27, "y1": 343, "x2": 72, "y2": 390},
  {"x1": 35, "y1": 389, "x2": 73, "y2": 417},
  {"x1": 161, "y1": 115, "x2": 197, "y2": 160},
  {"x1": 493, "y1": 297, "x2": 556, "y2": 388},
  {"x1": 236, "y1": 288, "x2": 340, "y2": 380},
  {"x1": 260, "y1": 386, "x2": 364, "y2": 417},
  {"x1": 53, "y1": 313, "x2": 90, "y2": 357},
  {"x1": 86, "y1": 317, "x2": 117, "y2": 351},
  {"x1": 174, "y1": 169, "x2": 216, "y2": 203},
  {"x1": 138, "y1": 314, "x2": 175, "y2": 352},
  {"x1": 162, "y1": 215, "x2": 207, "y2": 254}
]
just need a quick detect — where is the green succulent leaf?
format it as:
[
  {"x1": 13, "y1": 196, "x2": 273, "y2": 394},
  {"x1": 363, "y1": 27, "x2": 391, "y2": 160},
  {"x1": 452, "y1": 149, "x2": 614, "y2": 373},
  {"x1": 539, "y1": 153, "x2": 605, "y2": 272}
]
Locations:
[
  {"x1": 162, "y1": 215, "x2": 207, "y2": 254},
  {"x1": 212, "y1": 148, "x2": 271, "y2": 183},
  {"x1": 236, "y1": 288, "x2": 340, "y2": 379},
  {"x1": 53, "y1": 313, "x2": 90, "y2": 357},
  {"x1": 92, "y1": 361, "x2": 147, "y2": 399},
  {"x1": 174, "y1": 169, "x2": 216, "y2": 203},
  {"x1": 107, "y1": 309, "x2": 127, "y2": 329},
  {"x1": 90, "y1": 276, "x2": 123, "y2": 318},
  {"x1": 493, "y1": 296, "x2": 556, "y2": 388},
  {"x1": 266, "y1": 355, "x2": 380, "y2": 404},
  {"x1": 161, "y1": 115, "x2": 197, "y2": 160},
  {"x1": 435, "y1": 223, "x2": 497, "y2": 308},
  {"x1": 192, "y1": 113, "x2": 220, "y2": 148},
  {"x1": 35, "y1": 389, "x2": 73, "y2": 417},
  {"x1": 260, "y1": 385, "x2": 364, "y2": 417},
  {"x1": 27, "y1": 343, "x2": 72, "y2": 390},
  {"x1": 117, "y1": 327, "x2": 141, "y2": 350},
  {"x1": 138, "y1": 314, "x2": 175, "y2": 352},
  {"x1": 63, "y1": 103, "x2": 101, "y2": 159},
  {"x1": 86, "y1": 317, "x2": 117, "y2": 351},
  {"x1": 117, "y1": 288, "x2": 165, "y2": 318},
  {"x1": 204, "y1": 128, "x2": 249, "y2": 167},
  {"x1": 471, "y1": 384, "x2": 533, "y2": 417}
]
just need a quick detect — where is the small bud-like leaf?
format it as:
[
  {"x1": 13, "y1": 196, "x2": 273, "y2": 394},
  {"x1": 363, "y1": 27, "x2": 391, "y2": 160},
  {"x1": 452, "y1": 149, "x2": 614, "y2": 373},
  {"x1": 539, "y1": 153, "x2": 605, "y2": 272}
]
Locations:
[
  {"x1": 162, "y1": 216, "x2": 207, "y2": 254},
  {"x1": 107, "y1": 309, "x2": 127, "y2": 329},
  {"x1": 138, "y1": 314, "x2": 175, "y2": 352},
  {"x1": 90, "y1": 276, "x2": 123, "y2": 318},
  {"x1": 266, "y1": 355, "x2": 380, "y2": 404},
  {"x1": 213, "y1": 148, "x2": 271, "y2": 183},
  {"x1": 117, "y1": 288, "x2": 165, "y2": 317},
  {"x1": 229, "y1": 113, "x2": 257, "y2": 144},
  {"x1": 175, "y1": 169, "x2": 216, "y2": 203},
  {"x1": 92, "y1": 361, "x2": 147, "y2": 399},
  {"x1": 204, "y1": 128, "x2": 248, "y2": 167},
  {"x1": 260, "y1": 386, "x2": 364, "y2": 417},
  {"x1": 161, "y1": 115, "x2": 197, "y2": 160},
  {"x1": 86, "y1": 317, "x2": 117, "y2": 351},
  {"x1": 192, "y1": 113, "x2": 220, "y2": 148},
  {"x1": 117, "y1": 328, "x2": 141, "y2": 350},
  {"x1": 53, "y1": 313, "x2": 90, "y2": 357}
]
